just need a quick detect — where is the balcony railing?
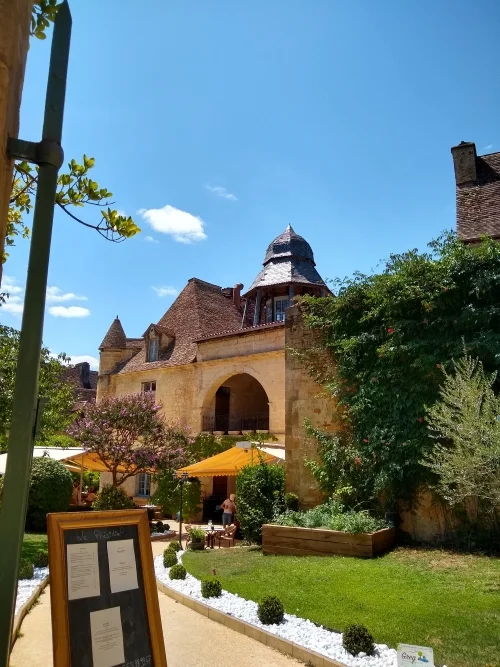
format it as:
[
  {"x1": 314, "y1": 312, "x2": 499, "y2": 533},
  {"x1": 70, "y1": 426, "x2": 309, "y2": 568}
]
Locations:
[{"x1": 202, "y1": 414, "x2": 269, "y2": 433}]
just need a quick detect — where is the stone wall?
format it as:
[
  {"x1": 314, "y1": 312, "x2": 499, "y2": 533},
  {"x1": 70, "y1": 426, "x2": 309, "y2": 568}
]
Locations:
[
  {"x1": 0, "y1": 0, "x2": 33, "y2": 283},
  {"x1": 284, "y1": 304, "x2": 341, "y2": 508}
]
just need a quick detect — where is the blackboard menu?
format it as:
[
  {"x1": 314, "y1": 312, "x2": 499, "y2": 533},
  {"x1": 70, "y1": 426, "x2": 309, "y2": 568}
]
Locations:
[{"x1": 64, "y1": 523, "x2": 153, "y2": 667}]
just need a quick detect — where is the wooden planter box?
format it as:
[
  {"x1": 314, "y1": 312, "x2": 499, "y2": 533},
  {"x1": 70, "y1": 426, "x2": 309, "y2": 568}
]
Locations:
[{"x1": 262, "y1": 524, "x2": 395, "y2": 558}]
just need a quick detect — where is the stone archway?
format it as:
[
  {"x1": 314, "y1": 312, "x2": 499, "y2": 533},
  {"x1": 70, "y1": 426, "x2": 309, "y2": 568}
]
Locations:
[{"x1": 200, "y1": 372, "x2": 270, "y2": 434}]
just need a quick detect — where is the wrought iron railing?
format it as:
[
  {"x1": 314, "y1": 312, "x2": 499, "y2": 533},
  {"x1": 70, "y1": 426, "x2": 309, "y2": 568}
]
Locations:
[{"x1": 202, "y1": 414, "x2": 269, "y2": 433}]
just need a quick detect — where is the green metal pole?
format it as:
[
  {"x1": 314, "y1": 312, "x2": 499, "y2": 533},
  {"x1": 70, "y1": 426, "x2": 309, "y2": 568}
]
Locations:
[{"x1": 0, "y1": 4, "x2": 71, "y2": 664}]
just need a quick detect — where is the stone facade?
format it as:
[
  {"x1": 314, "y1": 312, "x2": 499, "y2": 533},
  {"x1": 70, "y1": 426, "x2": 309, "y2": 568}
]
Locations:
[{"x1": 0, "y1": 0, "x2": 34, "y2": 283}]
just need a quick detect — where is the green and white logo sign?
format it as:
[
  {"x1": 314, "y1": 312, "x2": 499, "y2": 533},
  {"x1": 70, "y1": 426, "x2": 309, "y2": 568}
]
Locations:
[{"x1": 397, "y1": 644, "x2": 434, "y2": 666}]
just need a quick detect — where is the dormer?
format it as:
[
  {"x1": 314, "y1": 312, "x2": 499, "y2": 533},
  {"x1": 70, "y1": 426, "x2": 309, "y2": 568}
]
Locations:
[{"x1": 142, "y1": 324, "x2": 175, "y2": 362}]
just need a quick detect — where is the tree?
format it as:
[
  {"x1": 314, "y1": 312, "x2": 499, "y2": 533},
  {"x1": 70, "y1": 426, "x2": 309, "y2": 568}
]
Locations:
[
  {"x1": 300, "y1": 232, "x2": 500, "y2": 506},
  {"x1": 69, "y1": 393, "x2": 187, "y2": 487},
  {"x1": 423, "y1": 351, "x2": 500, "y2": 511},
  {"x1": 1, "y1": 2, "x2": 140, "y2": 275},
  {"x1": 152, "y1": 474, "x2": 201, "y2": 520},
  {"x1": 0, "y1": 324, "x2": 75, "y2": 451},
  {"x1": 236, "y1": 459, "x2": 285, "y2": 543}
]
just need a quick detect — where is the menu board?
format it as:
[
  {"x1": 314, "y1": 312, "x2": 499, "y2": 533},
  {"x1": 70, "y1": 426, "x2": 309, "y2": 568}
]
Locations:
[{"x1": 47, "y1": 510, "x2": 167, "y2": 667}]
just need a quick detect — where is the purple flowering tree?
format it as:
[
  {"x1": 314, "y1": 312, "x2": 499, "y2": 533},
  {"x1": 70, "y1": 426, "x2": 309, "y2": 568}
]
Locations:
[{"x1": 69, "y1": 393, "x2": 188, "y2": 487}]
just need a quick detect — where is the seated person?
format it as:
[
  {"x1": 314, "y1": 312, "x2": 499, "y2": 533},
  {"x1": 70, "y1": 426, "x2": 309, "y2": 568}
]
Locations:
[{"x1": 85, "y1": 485, "x2": 97, "y2": 505}]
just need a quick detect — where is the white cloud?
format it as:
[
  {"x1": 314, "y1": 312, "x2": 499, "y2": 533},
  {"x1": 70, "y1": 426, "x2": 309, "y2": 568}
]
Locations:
[
  {"x1": 2, "y1": 275, "x2": 23, "y2": 295},
  {"x1": 139, "y1": 205, "x2": 207, "y2": 243},
  {"x1": 46, "y1": 286, "x2": 88, "y2": 303},
  {"x1": 48, "y1": 306, "x2": 90, "y2": 318},
  {"x1": 1, "y1": 295, "x2": 23, "y2": 315},
  {"x1": 205, "y1": 184, "x2": 237, "y2": 201},
  {"x1": 144, "y1": 235, "x2": 159, "y2": 244},
  {"x1": 483, "y1": 144, "x2": 493, "y2": 151},
  {"x1": 152, "y1": 285, "x2": 179, "y2": 297},
  {"x1": 67, "y1": 354, "x2": 99, "y2": 370}
]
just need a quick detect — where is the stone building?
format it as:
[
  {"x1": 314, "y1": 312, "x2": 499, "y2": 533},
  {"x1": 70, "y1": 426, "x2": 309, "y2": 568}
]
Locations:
[
  {"x1": 451, "y1": 141, "x2": 500, "y2": 242},
  {"x1": 63, "y1": 361, "x2": 98, "y2": 413},
  {"x1": 97, "y1": 226, "x2": 337, "y2": 506}
]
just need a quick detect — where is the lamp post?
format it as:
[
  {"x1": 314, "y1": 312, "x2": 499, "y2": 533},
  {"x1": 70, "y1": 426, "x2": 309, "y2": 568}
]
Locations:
[{"x1": 174, "y1": 471, "x2": 189, "y2": 549}]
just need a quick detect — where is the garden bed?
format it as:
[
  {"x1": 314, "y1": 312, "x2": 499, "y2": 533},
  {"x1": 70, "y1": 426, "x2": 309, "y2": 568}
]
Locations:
[{"x1": 262, "y1": 524, "x2": 395, "y2": 558}]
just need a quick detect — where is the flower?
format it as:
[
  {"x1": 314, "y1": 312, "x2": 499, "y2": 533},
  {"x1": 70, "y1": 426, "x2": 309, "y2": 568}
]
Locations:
[
  {"x1": 387, "y1": 328, "x2": 395, "y2": 334},
  {"x1": 363, "y1": 438, "x2": 369, "y2": 443},
  {"x1": 417, "y1": 417, "x2": 423, "y2": 423},
  {"x1": 436, "y1": 364, "x2": 441, "y2": 369},
  {"x1": 354, "y1": 457, "x2": 362, "y2": 466}
]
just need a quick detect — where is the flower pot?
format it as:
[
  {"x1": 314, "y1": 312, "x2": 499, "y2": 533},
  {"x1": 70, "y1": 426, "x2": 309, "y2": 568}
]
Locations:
[
  {"x1": 256, "y1": 429, "x2": 269, "y2": 434},
  {"x1": 242, "y1": 430, "x2": 254, "y2": 435},
  {"x1": 228, "y1": 430, "x2": 241, "y2": 436},
  {"x1": 213, "y1": 431, "x2": 225, "y2": 436},
  {"x1": 190, "y1": 541, "x2": 205, "y2": 550}
]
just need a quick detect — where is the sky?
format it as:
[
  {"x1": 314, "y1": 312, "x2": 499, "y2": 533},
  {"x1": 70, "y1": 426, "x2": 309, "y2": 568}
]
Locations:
[{"x1": 2, "y1": 0, "x2": 499, "y2": 369}]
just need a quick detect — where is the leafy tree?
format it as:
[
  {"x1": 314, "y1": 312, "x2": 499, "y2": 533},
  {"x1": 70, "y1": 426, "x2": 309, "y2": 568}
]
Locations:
[
  {"x1": 92, "y1": 484, "x2": 135, "y2": 511},
  {"x1": 300, "y1": 233, "x2": 500, "y2": 507},
  {"x1": 423, "y1": 351, "x2": 500, "y2": 511},
  {"x1": 2, "y1": 2, "x2": 140, "y2": 272},
  {"x1": 152, "y1": 473, "x2": 201, "y2": 520},
  {"x1": 69, "y1": 394, "x2": 187, "y2": 487},
  {"x1": 0, "y1": 325, "x2": 75, "y2": 451},
  {"x1": 236, "y1": 459, "x2": 285, "y2": 543}
]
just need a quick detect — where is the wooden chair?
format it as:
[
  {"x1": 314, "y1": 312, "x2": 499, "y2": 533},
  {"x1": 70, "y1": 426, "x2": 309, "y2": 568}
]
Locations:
[{"x1": 217, "y1": 524, "x2": 237, "y2": 548}]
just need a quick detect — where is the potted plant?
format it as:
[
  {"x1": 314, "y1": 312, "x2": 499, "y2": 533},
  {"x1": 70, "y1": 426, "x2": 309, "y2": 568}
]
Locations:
[{"x1": 188, "y1": 527, "x2": 206, "y2": 550}]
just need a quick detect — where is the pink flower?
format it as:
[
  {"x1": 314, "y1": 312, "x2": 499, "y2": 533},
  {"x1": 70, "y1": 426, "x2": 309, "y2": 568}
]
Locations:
[{"x1": 363, "y1": 438, "x2": 369, "y2": 443}]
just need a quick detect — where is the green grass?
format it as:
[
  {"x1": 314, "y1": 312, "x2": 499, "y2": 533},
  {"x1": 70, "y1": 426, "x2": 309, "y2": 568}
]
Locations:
[
  {"x1": 21, "y1": 532, "x2": 48, "y2": 563},
  {"x1": 183, "y1": 546, "x2": 500, "y2": 667}
]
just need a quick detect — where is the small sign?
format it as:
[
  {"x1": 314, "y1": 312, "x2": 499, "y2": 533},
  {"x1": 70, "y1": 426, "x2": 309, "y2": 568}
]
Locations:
[{"x1": 398, "y1": 644, "x2": 434, "y2": 666}]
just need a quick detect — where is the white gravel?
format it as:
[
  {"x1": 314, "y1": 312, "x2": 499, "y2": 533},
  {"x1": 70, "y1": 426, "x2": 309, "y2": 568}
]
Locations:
[
  {"x1": 151, "y1": 530, "x2": 175, "y2": 537},
  {"x1": 154, "y1": 553, "x2": 398, "y2": 667},
  {"x1": 15, "y1": 567, "x2": 48, "y2": 615}
]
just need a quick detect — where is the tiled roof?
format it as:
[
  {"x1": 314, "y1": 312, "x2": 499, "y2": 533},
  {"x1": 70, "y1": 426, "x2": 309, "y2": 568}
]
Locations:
[
  {"x1": 141, "y1": 323, "x2": 175, "y2": 338},
  {"x1": 246, "y1": 225, "x2": 325, "y2": 293},
  {"x1": 456, "y1": 151, "x2": 500, "y2": 241},
  {"x1": 195, "y1": 321, "x2": 285, "y2": 343},
  {"x1": 118, "y1": 278, "x2": 245, "y2": 373},
  {"x1": 99, "y1": 317, "x2": 127, "y2": 349},
  {"x1": 63, "y1": 363, "x2": 98, "y2": 391}
]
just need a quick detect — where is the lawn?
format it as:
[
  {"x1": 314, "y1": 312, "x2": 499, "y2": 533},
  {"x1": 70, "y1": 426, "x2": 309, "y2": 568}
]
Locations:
[
  {"x1": 183, "y1": 546, "x2": 500, "y2": 667},
  {"x1": 21, "y1": 533, "x2": 48, "y2": 563}
]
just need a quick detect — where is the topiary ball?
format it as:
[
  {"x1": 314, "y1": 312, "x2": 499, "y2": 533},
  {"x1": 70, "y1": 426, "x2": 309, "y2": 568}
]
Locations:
[
  {"x1": 26, "y1": 457, "x2": 73, "y2": 531},
  {"x1": 169, "y1": 564, "x2": 186, "y2": 580},
  {"x1": 19, "y1": 559, "x2": 34, "y2": 580},
  {"x1": 163, "y1": 550, "x2": 178, "y2": 568},
  {"x1": 32, "y1": 550, "x2": 49, "y2": 568},
  {"x1": 257, "y1": 595, "x2": 284, "y2": 625},
  {"x1": 201, "y1": 578, "x2": 222, "y2": 598},
  {"x1": 168, "y1": 541, "x2": 181, "y2": 552},
  {"x1": 155, "y1": 521, "x2": 165, "y2": 533},
  {"x1": 342, "y1": 624, "x2": 374, "y2": 656}
]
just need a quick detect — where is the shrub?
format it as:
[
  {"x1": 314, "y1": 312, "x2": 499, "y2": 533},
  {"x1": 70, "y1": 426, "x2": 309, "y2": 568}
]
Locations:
[
  {"x1": 155, "y1": 521, "x2": 165, "y2": 533},
  {"x1": 201, "y1": 578, "x2": 222, "y2": 598},
  {"x1": 167, "y1": 541, "x2": 181, "y2": 552},
  {"x1": 26, "y1": 457, "x2": 73, "y2": 530},
  {"x1": 152, "y1": 471, "x2": 201, "y2": 520},
  {"x1": 285, "y1": 493, "x2": 299, "y2": 511},
  {"x1": 342, "y1": 624, "x2": 374, "y2": 656},
  {"x1": 163, "y1": 550, "x2": 178, "y2": 568},
  {"x1": 92, "y1": 484, "x2": 135, "y2": 511},
  {"x1": 164, "y1": 523, "x2": 170, "y2": 531},
  {"x1": 189, "y1": 527, "x2": 205, "y2": 542},
  {"x1": 19, "y1": 559, "x2": 34, "y2": 580},
  {"x1": 236, "y1": 461, "x2": 285, "y2": 543},
  {"x1": 32, "y1": 550, "x2": 49, "y2": 568},
  {"x1": 169, "y1": 564, "x2": 186, "y2": 580},
  {"x1": 273, "y1": 499, "x2": 388, "y2": 534},
  {"x1": 257, "y1": 595, "x2": 285, "y2": 625}
]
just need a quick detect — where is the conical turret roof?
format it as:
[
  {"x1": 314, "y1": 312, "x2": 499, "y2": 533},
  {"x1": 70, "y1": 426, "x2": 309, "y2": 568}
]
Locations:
[
  {"x1": 246, "y1": 225, "x2": 325, "y2": 294},
  {"x1": 99, "y1": 316, "x2": 127, "y2": 350}
]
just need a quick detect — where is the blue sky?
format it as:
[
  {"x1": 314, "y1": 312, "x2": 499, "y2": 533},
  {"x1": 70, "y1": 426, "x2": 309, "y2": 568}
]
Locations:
[{"x1": 2, "y1": 0, "x2": 499, "y2": 369}]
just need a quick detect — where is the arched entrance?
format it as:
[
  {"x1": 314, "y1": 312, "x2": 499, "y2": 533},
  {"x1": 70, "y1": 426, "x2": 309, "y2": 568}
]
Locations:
[{"x1": 201, "y1": 373, "x2": 269, "y2": 434}]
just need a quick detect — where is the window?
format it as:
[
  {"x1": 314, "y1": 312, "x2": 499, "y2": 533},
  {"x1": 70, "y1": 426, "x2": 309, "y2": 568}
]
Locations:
[
  {"x1": 137, "y1": 473, "x2": 151, "y2": 497},
  {"x1": 147, "y1": 337, "x2": 159, "y2": 362},
  {"x1": 274, "y1": 296, "x2": 289, "y2": 322},
  {"x1": 141, "y1": 381, "x2": 156, "y2": 394}
]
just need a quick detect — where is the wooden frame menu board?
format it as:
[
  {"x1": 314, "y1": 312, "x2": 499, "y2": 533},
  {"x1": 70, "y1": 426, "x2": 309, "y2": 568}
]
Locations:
[{"x1": 47, "y1": 509, "x2": 167, "y2": 667}]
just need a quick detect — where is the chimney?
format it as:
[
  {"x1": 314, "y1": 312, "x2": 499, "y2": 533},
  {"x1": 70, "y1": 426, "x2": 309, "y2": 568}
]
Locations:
[
  {"x1": 233, "y1": 283, "x2": 244, "y2": 309},
  {"x1": 451, "y1": 141, "x2": 477, "y2": 186},
  {"x1": 78, "y1": 362, "x2": 91, "y2": 389}
]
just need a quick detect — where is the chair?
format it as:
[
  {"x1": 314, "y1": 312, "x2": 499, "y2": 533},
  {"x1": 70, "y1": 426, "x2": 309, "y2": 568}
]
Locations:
[{"x1": 217, "y1": 524, "x2": 237, "y2": 548}]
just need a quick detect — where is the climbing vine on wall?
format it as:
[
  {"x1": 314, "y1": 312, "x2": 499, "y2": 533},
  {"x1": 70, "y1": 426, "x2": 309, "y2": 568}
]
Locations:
[{"x1": 300, "y1": 232, "x2": 500, "y2": 507}]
